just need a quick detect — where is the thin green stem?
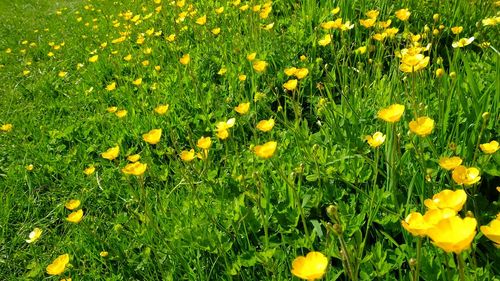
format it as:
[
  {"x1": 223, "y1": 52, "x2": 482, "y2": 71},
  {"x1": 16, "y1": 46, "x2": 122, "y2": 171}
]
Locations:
[{"x1": 457, "y1": 253, "x2": 466, "y2": 281}]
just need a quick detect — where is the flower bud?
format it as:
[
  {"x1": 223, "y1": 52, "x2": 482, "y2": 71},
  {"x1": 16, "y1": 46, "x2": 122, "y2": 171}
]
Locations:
[
  {"x1": 482, "y1": 112, "x2": 490, "y2": 121},
  {"x1": 433, "y1": 14, "x2": 439, "y2": 21},
  {"x1": 435, "y1": 68, "x2": 445, "y2": 77},
  {"x1": 449, "y1": 71, "x2": 456, "y2": 79}
]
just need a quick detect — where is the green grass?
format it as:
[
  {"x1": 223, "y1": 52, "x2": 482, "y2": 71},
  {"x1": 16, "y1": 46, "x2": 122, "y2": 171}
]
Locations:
[{"x1": 0, "y1": 0, "x2": 499, "y2": 280}]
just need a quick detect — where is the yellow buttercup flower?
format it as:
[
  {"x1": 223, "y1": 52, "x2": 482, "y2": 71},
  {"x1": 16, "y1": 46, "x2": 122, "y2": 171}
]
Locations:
[
  {"x1": 100, "y1": 251, "x2": 109, "y2": 257},
  {"x1": 291, "y1": 251, "x2": 328, "y2": 280},
  {"x1": 252, "y1": 60, "x2": 268, "y2": 73},
  {"x1": 400, "y1": 54, "x2": 430, "y2": 73},
  {"x1": 154, "y1": 104, "x2": 169, "y2": 115},
  {"x1": 143, "y1": 129, "x2": 162, "y2": 145},
  {"x1": 238, "y1": 74, "x2": 247, "y2": 81},
  {"x1": 66, "y1": 209, "x2": 84, "y2": 223},
  {"x1": 26, "y1": 164, "x2": 34, "y2": 171},
  {"x1": 216, "y1": 129, "x2": 229, "y2": 140},
  {"x1": 180, "y1": 149, "x2": 195, "y2": 161},
  {"x1": 294, "y1": 68, "x2": 309, "y2": 79},
  {"x1": 115, "y1": 109, "x2": 127, "y2": 118},
  {"x1": 284, "y1": 67, "x2": 297, "y2": 76},
  {"x1": 132, "y1": 78, "x2": 142, "y2": 86},
  {"x1": 122, "y1": 162, "x2": 147, "y2": 176},
  {"x1": 58, "y1": 71, "x2": 67, "y2": 78},
  {"x1": 359, "y1": 18, "x2": 376, "y2": 28},
  {"x1": 424, "y1": 189, "x2": 467, "y2": 212},
  {"x1": 452, "y1": 165, "x2": 481, "y2": 186},
  {"x1": 479, "y1": 140, "x2": 499, "y2": 154},
  {"x1": 377, "y1": 104, "x2": 405, "y2": 123},
  {"x1": 480, "y1": 217, "x2": 500, "y2": 246},
  {"x1": 318, "y1": 34, "x2": 332, "y2": 46},
  {"x1": 365, "y1": 132, "x2": 386, "y2": 148},
  {"x1": 235, "y1": 102, "x2": 250, "y2": 115},
  {"x1": 101, "y1": 146, "x2": 120, "y2": 160},
  {"x1": 179, "y1": 54, "x2": 190, "y2": 65},
  {"x1": 106, "y1": 82, "x2": 116, "y2": 91},
  {"x1": 1, "y1": 123, "x2": 13, "y2": 132},
  {"x1": 256, "y1": 118, "x2": 275, "y2": 132},
  {"x1": 88, "y1": 55, "x2": 98, "y2": 62},
  {"x1": 65, "y1": 199, "x2": 81, "y2": 210},
  {"x1": 365, "y1": 10, "x2": 379, "y2": 19},
  {"x1": 123, "y1": 54, "x2": 132, "y2": 61},
  {"x1": 254, "y1": 141, "x2": 277, "y2": 159},
  {"x1": 211, "y1": 28, "x2": 221, "y2": 35},
  {"x1": 409, "y1": 116, "x2": 434, "y2": 137},
  {"x1": 196, "y1": 15, "x2": 207, "y2": 25},
  {"x1": 283, "y1": 79, "x2": 298, "y2": 91},
  {"x1": 84, "y1": 165, "x2": 95, "y2": 175},
  {"x1": 452, "y1": 37, "x2": 474, "y2": 48},
  {"x1": 127, "y1": 154, "x2": 141, "y2": 162},
  {"x1": 427, "y1": 216, "x2": 477, "y2": 254},
  {"x1": 395, "y1": 8, "x2": 411, "y2": 21},
  {"x1": 401, "y1": 209, "x2": 456, "y2": 237},
  {"x1": 451, "y1": 26, "x2": 463, "y2": 35},
  {"x1": 46, "y1": 254, "x2": 70, "y2": 275},
  {"x1": 197, "y1": 136, "x2": 212, "y2": 150},
  {"x1": 438, "y1": 156, "x2": 462, "y2": 170},
  {"x1": 246, "y1": 52, "x2": 257, "y2": 61},
  {"x1": 26, "y1": 227, "x2": 42, "y2": 243}
]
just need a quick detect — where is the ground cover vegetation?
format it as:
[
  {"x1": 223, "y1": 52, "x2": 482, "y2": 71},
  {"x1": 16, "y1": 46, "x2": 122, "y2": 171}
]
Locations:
[{"x1": 0, "y1": 0, "x2": 499, "y2": 280}]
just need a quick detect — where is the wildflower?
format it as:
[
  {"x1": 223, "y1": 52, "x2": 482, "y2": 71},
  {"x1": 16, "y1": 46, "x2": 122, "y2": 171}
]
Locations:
[
  {"x1": 372, "y1": 33, "x2": 387, "y2": 41},
  {"x1": 452, "y1": 166, "x2": 481, "y2": 185},
  {"x1": 400, "y1": 53, "x2": 430, "y2": 72},
  {"x1": 451, "y1": 26, "x2": 463, "y2": 35},
  {"x1": 66, "y1": 209, "x2": 84, "y2": 223},
  {"x1": 436, "y1": 68, "x2": 445, "y2": 77},
  {"x1": 84, "y1": 165, "x2": 95, "y2": 175},
  {"x1": 197, "y1": 136, "x2": 212, "y2": 150},
  {"x1": 115, "y1": 110, "x2": 127, "y2": 118},
  {"x1": 355, "y1": 46, "x2": 367, "y2": 55},
  {"x1": 359, "y1": 18, "x2": 376, "y2": 28},
  {"x1": 321, "y1": 19, "x2": 342, "y2": 30},
  {"x1": 254, "y1": 141, "x2": 277, "y2": 159},
  {"x1": 409, "y1": 117, "x2": 434, "y2": 137},
  {"x1": 211, "y1": 28, "x2": 221, "y2": 35},
  {"x1": 452, "y1": 37, "x2": 474, "y2": 48},
  {"x1": 284, "y1": 67, "x2": 297, "y2": 76},
  {"x1": 180, "y1": 149, "x2": 195, "y2": 161},
  {"x1": 132, "y1": 78, "x2": 142, "y2": 86},
  {"x1": 294, "y1": 68, "x2": 309, "y2": 79},
  {"x1": 88, "y1": 55, "x2": 98, "y2": 62},
  {"x1": 179, "y1": 54, "x2": 190, "y2": 65},
  {"x1": 378, "y1": 19, "x2": 392, "y2": 28},
  {"x1": 366, "y1": 10, "x2": 379, "y2": 19},
  {"x1": 424, "y1": 189, "x2": 467, "y2": 212},
  {"x1": 154, "y1": 104, "x2": 169, "y2": 115},
  {"x1": 106, "y1": 82, "x2": 116, "y2": 91},
  {"x1": 401, "y1": 209, "x2": 456, "y2": 237},
  {"x1": 23, "y1": 70, "x2": 31, "y2": 76},
  {"x1": 166, "y1": 34, "x2": 176, "y2": 42},
  {"x1": 480, "y1": 217, "x2": 500, "y2": 246},
  {"x1": 365, "y1": 132, "x2": 386, "y2": 148},
  {"x1": 101, "y1": 146, "x2": 120, "y2": 160},
  {"x1": 196, "y1": 15, "x2": 207, "y2": 25},
  {"x1": 427, "y1": 216, "x2": 477, "y2": 254},
  {"x1": 26, "y1": 227, "x2": 42, "y2": 243},
  {"x1": 235, "y1": 102, "x2": 250, "y2": 115},
  {"x1": 318, "y1": 34, "x2": 332, "y2": 46},
  {"x1": 253, "y1": 60, "x2": 268, "y2": 73},
  {"x1": 479, "y1": 140, "x2": 499, "y2": 154},
  {"x1": 238, "y1": 74, "x2": 247, "y2": 81},
  {"x1": 256, "y1": 118, "x2": 275, "y2": 132},
  {"x1": 262, "y1": 22, "x2": 274, "y2": 30},
  {"x1": 247, "y1": 52, "x2": 257, "y2": 61},
  {"x1": 215, "y1": 7, "x2": 224, "y2": 14},
  {"x1": 107, "y1": 106, "x2": 117, "y2": 113},
  {"x1": 331, "y1": 7, "x2": 340, "y2": 15},
  {"x1": 26, "y1": 164, "x2": 34, "y2": 171},
  {"x1": 127, "y1": 154, "x2": 141, "y2": 162},
  {"x1": 65, "y1": 199, "x2": 81, "y2": 210},
  {"x1": 395, "y1": 8, "x2": 411, "y2": 21},
  {"x1": 123, "y1": 54, "x2": 132, "y2": 61},
  {"x1": 46, "y1": 254, "x2": 70, "y2": 275},
  {"x1": 58, "y1": 71, "x2": 67, "y2": 78},
  {"x1": 122, "y1": 162, "x2": 147, "y2": 176},
  {"x1": 291, "y1": 251, "x2": 328, "y2": 280},
  {"x1": 283, "y1": 79, "x2": 298, "y2": 91},
  {"x1": 438, "y1": 157, "x2": 462, "y2": 170},
  {"x1": 216, "y1": 129, "x2": 229, "y2": 140},
  {"x1": 377, "y1": 104, "x2": 405, "y2": 122},
  {"x1": 254, "y1": 92, "x2": 266, "y2": 102},
  {"x1": 100, "y1": 251, "x2": 109, "y2": 257},
  {"x1": 143, "y1": 129, "x2": 162, "y2": 145},
  {"x1": 482, "y1": 17, "x2": 498, "y2": 26}
]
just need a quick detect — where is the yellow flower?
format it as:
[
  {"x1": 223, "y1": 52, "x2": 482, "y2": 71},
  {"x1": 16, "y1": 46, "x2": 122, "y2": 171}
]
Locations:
[
  {"x1": 115, "y1": 110, "x2": 127, "y2": 118},
  {"x1": 294, "y1": 68, "x2": 309, "y2": 79},
  {"x1": 180, "y1": 149, "x2": 195, "y2": 161},
  {"x1": 409, "y1": 116, "x2": 434, "y2": 137},
  {"x1": 291, "y1": 251, "x2": 328, "y2": 281},
  {"x1": 355, "y1": 46, "x2": 367, "y2": 54},
  {"x1": 88, "y1": 55, "x2": 98, "y2": 62},
  {"x1": 436, "y1": 68, "x2": 445, "y2": 77},
  {"x1": 211, "y1": 28, "x2": 221, "y2": 35},
  {"x1": 196, "y1": 15, "x2": 207, "y2": 25},
  {"x1": 154, "y1": 104, "x2": 169, "y2": 115},
  {"x1": 101, "y1": 146, "x2": 120, "y2": 160},
  {"x1": 143, "y1": 129, "x2": 162, "y2": 145},
  {"x1": 438, "y1": 156, "x2": 462, "y2": 170},
  {"x1": 23, "y1": 70, "x2": 31, "y2": 76},
  {"x1": 424, "y1": 189, "x2": 467, "y2": 212},
  {"x1": 427, "y1": 216, "x2": 477, "y2": 254},
  {"x1": 65, "y1": 199, "x2": 81, "y2": 210},
  {"x1": 254, "y1": 141, "x2": 277, "y2": 159},
  {"x1": 215, "y1": 7, "x2": 224, "y2": 14},
  {"x1": 365, "y1": 132, "x2": 386, "y2": 148},
  {"x1": 451, "y1": 26, "x2": 463, "y2": 35},
  {"x1": 46, "y1": 254, "x2": 70, "y2": 275},
  {"x1": 252, "y1": 60, "x2": 268, "y2": 73},
  {"x1": 26, "y1": 227, "x2": 42, "y2": 243},
  {"x1": 197, "y1": 136, "x2": 212, "y2": 149},
  {"x1": 365, "y1": 10, "x2": 379, "y2": 19},
  {"x1": 26, "y1": 164, "x2": 34, "y2": 171},
  {"x1": 0, "y1": 124, "x2": 13, "y2": 132},
  {"x1": 238, "y1": 74, "x2": 247, "y2": 81},
  {"x1": 359, "y1": 18, "x2": 376, "y2": 28},
  {"x1": 84, "y1": 165, "x2": 95, "y2": 175},
  {"x1": 318, "y1": 34, "x2": 332, "y2": 46},
  {"x1": 179, "y1": 54, "x2": 190, "y2": 65},
  {"x1": 132, "y1": 78, "x2": 142, "y2": 86},
  {"x1": 123, "y1": 54, "x2": 132, "y2": 61},
  {"x1": 402, "y1": 210, "x2": 456, "y2": 237},
  {"x1": 107, "y1": 107, "x2": 117, "y2": 113},
  {"x1": 452, "y1": 166, "x2": 481, "y2": 186},
  {"x1": 66, "y1": 209, "x2": 84, "y2": 223},
  {"x1": 284, "y1": 67, "x2": 297, "y2": 76},
  {"x1": 100, "y1": 251, "x2": 109, "y2": 257},
  {"x1": 283, "y1": 79, "x2": 298, "y2": 91},
  {"x1": 216, "y1": 129, "x2": 229, "y2": 140},
  {"x1": 479, "y1": 140, "x2": 499, "y2": 154},
  {"x1": 331, "y1": 7, "x2": 340, "y2": 15},
  {"x1": 216, "y1": 118, "x2": 236, "y2": 132},
  {"x1": 377, "y1": 104, "x2": 405, "y2": 123},
  {"x1": 395, "y1": 8, "x2": 411, "y2": 21},
  {"x1": 480, "y1": 217, "x2": 500, "y2": 246},
  {"x1": 58, "y1": 71, "x2": 67, "y2": 78},
  {"x1": 122, "y1": 162, "x2": 147, "y2": 176},
  {"x1": 400, "y1": 54, "x2": 430, "y2": 72},
  {"x1": 256, "y1": 118, "x2": 275, "y2": 132},
  {"x1": 452, "y1": 37, "x2": 474, "y2": 48},
  {"x1": 166, "y1": 34, "x2": 176, "y2": 42},
  {"x1": 321, "y1": 19, "x2": 342, "y2": 30},
  {"x1": 246, "y1": 52, "x2": 257, "y2": 61},
  {"x1": 372, "y1": 33, "x2": 387, "y2": 41},
  {"x1": 235, "y1": 102, "x2": 250, "y2": 114},
  {"x1": 127, "y1": 154, "x2": 141, "y2": 162},
  {"x1": 106, "y1": 82, "x2": 116, "y2": 91}
]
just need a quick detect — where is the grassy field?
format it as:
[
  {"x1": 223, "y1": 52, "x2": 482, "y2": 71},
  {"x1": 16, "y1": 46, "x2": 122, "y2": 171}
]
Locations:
[{"x1": 0, "y1": 0, "x2": 499, "y2": 280}]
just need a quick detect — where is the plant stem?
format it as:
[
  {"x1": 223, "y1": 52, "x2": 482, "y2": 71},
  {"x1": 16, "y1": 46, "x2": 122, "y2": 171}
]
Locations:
[
  {"x1": 414, "y1": 237, "x2": 422, "y2": 281},
  {"x1": 457, "y1": 253, "x2": 466, "y2": 281}
]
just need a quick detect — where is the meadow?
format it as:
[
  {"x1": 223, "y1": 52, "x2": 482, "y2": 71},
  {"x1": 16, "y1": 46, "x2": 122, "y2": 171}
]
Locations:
[{"x1": 0, "y1": 0, "x2": 499, "y2": 280}]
